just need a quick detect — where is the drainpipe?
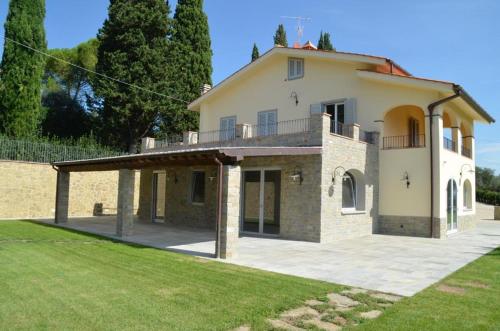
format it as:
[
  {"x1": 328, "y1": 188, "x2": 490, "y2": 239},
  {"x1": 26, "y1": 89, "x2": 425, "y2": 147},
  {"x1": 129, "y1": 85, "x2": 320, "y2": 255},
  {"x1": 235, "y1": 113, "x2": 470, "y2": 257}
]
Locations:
[
  {"x1": 427, "y1": 86, "x2": 461, "y2": 238},
  {"x1": 213, "y1": 156, "x2": 224, "y2": 259}
]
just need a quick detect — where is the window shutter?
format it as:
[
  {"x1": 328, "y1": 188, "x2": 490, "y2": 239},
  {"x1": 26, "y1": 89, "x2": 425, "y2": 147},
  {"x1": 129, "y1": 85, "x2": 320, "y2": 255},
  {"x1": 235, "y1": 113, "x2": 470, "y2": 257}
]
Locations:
[
  {"x1": 344, "y1": 98, "x2": 357, "y2": 125},
  {"x1": 268, "y1": 111, "x2": 277, "y2": 135},
  {"x1": 288, "y1": 59, "x2": 295, "y2": 79},
  {"x1": 258, "y1": 112, "x2": 267, "y2": 136},
  {"x1": 310, "y1": 103, "x2": 323, "y2": 115}
]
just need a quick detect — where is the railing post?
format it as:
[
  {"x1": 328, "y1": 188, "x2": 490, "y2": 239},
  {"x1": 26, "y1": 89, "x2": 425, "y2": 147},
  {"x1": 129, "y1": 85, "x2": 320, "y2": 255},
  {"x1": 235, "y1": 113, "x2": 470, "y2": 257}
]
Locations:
[
  {"x1": 183, "y1": 131, "x2": 198, "y2": 145},
  {"x1": 351, "y1": 124, "x2": 360, "y2": 141},
  {"x1": 235, "y1": 124, "x2": 251, "y2": 139},
  {"x1": 141, "y1": 137, "x2": 155, "y2": 152}
]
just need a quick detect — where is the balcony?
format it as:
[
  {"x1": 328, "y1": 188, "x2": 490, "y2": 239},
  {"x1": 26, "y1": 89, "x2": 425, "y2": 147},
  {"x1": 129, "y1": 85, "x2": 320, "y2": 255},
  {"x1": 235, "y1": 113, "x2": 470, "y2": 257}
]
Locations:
[
  {"x1": 443, "y1": 137, "x2": 457, "y2": 152},
  {"x1": 330, "y1": 120, "x2": 377, "y2": 144},
  {"x1": 383, "y1": 134, "x2": 425, "y2": 149}
]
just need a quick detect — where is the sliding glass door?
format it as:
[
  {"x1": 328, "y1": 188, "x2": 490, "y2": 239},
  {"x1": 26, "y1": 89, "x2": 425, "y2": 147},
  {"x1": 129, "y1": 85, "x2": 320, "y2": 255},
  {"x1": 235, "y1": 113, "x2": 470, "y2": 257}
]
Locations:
[{"x1": 242, "y1": 169, "x2": 281, "y2": 235}]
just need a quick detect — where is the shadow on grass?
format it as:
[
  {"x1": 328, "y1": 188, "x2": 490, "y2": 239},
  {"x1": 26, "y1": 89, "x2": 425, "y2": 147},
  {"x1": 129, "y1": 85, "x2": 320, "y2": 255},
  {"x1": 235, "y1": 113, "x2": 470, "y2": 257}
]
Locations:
[{"x1": 24, "y1": 220, "x2": 216, "y2": 258}]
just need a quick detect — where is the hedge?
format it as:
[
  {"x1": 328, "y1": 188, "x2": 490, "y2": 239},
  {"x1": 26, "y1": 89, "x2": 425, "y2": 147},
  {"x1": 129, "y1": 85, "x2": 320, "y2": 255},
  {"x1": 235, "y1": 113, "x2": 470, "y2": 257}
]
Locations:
[{"x1": 476, "y1": 189, "x2": 500, "y2": 206}]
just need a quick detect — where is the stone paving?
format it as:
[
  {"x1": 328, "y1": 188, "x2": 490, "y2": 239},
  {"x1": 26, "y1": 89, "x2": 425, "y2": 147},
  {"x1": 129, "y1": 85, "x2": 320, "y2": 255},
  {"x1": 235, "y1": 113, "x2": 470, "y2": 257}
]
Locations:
[{"x1": 40, "y1": 205, "x2": 500, "y2": 297}]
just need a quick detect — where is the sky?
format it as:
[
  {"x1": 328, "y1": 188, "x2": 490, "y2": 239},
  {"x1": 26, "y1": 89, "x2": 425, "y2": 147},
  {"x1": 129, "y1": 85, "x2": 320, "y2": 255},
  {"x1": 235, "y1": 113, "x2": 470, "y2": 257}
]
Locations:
[{"x1": 1, "y1": 0, "x2": 499, "y2": 171}]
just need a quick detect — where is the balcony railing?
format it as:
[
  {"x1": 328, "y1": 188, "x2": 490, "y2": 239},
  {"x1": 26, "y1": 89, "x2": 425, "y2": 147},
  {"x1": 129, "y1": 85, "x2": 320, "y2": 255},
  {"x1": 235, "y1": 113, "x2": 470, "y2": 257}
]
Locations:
[
  {"x1": 383, "y1": 134, "x2": 425, "y2": 149},
  {"x1": 248, "y1": 118, "x2": 311, "y2": 139},
  {"x1": 330, "y1": 120, "x2": 352, "y2": 138},
  {"x1": 360, "y1": 129, "x2": 376, "y2": 144},
  {"x1": 443, "y1": 137, "x2": 457, "y2": 152},
  {"x1": 462, "y1": 145, "x2": 472, "y2": 158},
  {"x1": 198, "y1": 128, "x2": 236, "y2": 144}
]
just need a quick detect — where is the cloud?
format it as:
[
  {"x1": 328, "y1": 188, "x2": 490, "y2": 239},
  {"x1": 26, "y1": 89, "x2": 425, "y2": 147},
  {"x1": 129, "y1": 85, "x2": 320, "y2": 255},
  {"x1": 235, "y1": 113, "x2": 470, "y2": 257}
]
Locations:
[{"x1": 476, "y1": 143, "x2": 500, "y2": 154}]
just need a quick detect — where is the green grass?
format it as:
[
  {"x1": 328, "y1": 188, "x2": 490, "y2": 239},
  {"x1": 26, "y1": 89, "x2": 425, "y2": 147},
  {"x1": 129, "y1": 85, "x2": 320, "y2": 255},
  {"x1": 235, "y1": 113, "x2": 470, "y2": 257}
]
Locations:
[
  {"x1": 0, "y1": 221, "x2": 341, "y2": 330},
  {"x1": 1, "y1": 221, "x2": 499, "y2": 331},
  {"x1": 353, "y1": 246, "x2": 500, "y2": 331}
]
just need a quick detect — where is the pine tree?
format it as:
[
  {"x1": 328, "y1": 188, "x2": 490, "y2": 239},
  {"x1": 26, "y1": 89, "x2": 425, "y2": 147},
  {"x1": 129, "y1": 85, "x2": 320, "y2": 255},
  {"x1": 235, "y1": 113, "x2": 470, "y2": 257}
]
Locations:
[
  {"x1": 166, "y1": 0, "x2": 212, "y2": 135},
  {"x1": 323, "y1": 32, "x2": 335, "y2": 51},
  {"x1": 317, "y1": 31, "x2": 325, "y2": 50},
  {"x1": 94, "y1": 0, "x2": 171, "y2": 152},
  {"x1": 273, "y1": 24, "x2": 288, "y2": 47},
  {"x1": 0, "y1": 0, "x2": 47, "y2": 137},
  {"x1": 251, "y1": 43, "x2": 259, "y2": 62}
]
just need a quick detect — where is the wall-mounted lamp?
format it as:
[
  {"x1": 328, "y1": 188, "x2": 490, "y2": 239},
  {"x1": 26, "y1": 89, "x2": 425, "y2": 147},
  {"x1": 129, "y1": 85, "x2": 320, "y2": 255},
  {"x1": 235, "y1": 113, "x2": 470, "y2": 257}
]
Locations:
[
  {"x1": 208, "y1": 170, "x2": 217, "y2": 182},
  {"x1": 459, "y1": 164, "x2": 475, "y2": 185},
  {"x1": 332, "y1": 166, "x2": 347, "y2": 184},
  {"x1": 290, "y1": 91, "x2": 299, "y2": 106},
  {"x1": 401, "y1": 171, "x2": 410, "y2": 189},
  {"x1": 290, "y1": 166, "x2": 303, "y2": 185},
  {"x1": 166, "y1": 172, "x2": 178, "y2": 184}
]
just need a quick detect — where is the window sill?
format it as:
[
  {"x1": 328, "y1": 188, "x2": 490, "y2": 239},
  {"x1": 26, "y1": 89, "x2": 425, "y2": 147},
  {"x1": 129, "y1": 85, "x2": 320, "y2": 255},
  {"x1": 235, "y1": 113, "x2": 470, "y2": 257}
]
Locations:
[{"x1": 341, "y1": 209, "x2": 366, "y2": 215}]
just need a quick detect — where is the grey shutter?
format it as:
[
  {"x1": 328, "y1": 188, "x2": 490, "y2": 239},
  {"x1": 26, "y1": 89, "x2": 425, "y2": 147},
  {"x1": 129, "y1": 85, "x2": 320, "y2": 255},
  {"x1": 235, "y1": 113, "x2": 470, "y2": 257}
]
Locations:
[
  {"x1": 268, "y1": 110, "x2": 277, "y2": 135},
  {"x1": 310, "y1": 103, "x2": 323, "y2": 115},
  {"x1": 344, "y1": 98, "x2": 357, "y2": 125},
  {"x1": 220, "y1": 118, "x2": 228, "y2": 141},
  {"x1": 258, "y1": 112, "x2": 267, "y2": 136},
  {"x1": 228, "y1": 117, "x2": 236, "y2": 139}
]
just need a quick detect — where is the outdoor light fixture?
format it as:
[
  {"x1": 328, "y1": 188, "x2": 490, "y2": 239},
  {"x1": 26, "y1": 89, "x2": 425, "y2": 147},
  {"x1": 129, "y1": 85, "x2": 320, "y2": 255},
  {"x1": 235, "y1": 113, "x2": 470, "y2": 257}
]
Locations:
[
  {"x1": 290, "y1": 166, "x2": 303, "y2": 185},
  {"x1": 459, "y1": 164, "x2": 475, "y2": 184},
  {"x1": 290, "y1": 91, "x2": 299, "y2": 106},
  {"x1": 401, "y1": 171, "x2": 410, "y2": 189},
  {"x1": 332, "y1": 166, "x2": 347, "y2": 184},
  {"x1": 208, "y1": 170, "x2": 217, "y2": 182}
]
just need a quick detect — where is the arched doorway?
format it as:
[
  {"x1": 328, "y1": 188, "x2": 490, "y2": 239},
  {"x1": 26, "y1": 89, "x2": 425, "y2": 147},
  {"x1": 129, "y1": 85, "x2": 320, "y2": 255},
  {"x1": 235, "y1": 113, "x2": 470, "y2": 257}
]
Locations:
[
  {"x1": 447, "y1": 179, "x2": 458, "y2": 232},
  {"x1": 383, "y1": 105, "x2": 425, "y2": 149}
]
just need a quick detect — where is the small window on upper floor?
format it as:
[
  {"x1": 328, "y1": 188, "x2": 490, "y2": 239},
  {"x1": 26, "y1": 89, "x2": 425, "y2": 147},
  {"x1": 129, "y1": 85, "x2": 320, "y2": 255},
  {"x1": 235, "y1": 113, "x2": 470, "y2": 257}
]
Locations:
[{"x1": 288, "y1": 58, "x2": 304, "y2": 80}]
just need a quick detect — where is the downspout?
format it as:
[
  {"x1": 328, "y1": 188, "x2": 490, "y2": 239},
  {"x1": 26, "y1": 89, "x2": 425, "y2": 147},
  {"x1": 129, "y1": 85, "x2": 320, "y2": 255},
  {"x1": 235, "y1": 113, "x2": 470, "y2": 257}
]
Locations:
[
  {"x1": 213, "y1": 156, "x2": 224, "y2": 259},
  {"x1": 427, "y1": 86, "x2": 461, "y2": 238}
]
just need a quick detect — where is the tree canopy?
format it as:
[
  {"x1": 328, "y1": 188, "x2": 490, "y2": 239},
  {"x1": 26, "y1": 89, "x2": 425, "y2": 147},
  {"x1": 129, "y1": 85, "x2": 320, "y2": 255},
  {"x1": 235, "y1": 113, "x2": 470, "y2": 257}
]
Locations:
[
  {"x1": 251, "y1": 43, "x2": 259, "y2": 62},
  {"x1": 165, "y1": 0, "x2": 213, "y2": 135},
  {"x1": 273, "y1": 24, "x2": 288, "y2": 47},
  {"x1": 0, "y1": 0, "x2": 47, "y2": 138},
  {"x1": 94, "y1": 0, "x2": 172, "y2": 152},
  {"x1": 318, "y1": 31, "x2": 334, "y2": 51}
]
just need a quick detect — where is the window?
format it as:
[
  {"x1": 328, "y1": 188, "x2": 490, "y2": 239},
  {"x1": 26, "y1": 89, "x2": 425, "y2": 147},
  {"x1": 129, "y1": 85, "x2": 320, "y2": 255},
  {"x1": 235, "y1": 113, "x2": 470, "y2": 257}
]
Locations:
[
  {"x1": 325, "y1": 102, "x2": 345, "y2": 134},
  {"x1": 342, "y1": 172, "x2": 356, "y2": 209},
  {"x1": 190, "y1": 171, "x2": 205, "y2": 204},
  {"x1": 220, "y1": 116, "x2": 236, "y2": 141},
  {"x1": 258, "y1": 110, "x2": 277, "y2": 136},
  {"x1": 463, "y1": 179, "x2": 472, "y2": 210},
  {"x1": 288, "y1": 58, "x2": 304, "y2": 80}
]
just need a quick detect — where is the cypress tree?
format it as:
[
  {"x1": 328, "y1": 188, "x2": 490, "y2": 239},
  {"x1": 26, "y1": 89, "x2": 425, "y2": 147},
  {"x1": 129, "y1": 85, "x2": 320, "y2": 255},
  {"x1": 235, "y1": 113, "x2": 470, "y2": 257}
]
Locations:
[
  {"x1": 251, "y1": 43, "x2": 259, "y2": 62},
  {"x1": 166, "y1": 0, "x2": 212, "y2": 134},
  {"x1": 0, "y1": 0, "x2": 47, "y2": 137},
  {"x1": 273, "y1": 24, "x2": 288, "y2": 47},
  {"x1": 317, "y1": 31, "x2": 325, "y2": 50},
  {"x1": 323, "y1": 32, "x2": 335, "y2": 51},
  {"x1": 94, "y1": 0, "x2": 171, "y2": 152}
]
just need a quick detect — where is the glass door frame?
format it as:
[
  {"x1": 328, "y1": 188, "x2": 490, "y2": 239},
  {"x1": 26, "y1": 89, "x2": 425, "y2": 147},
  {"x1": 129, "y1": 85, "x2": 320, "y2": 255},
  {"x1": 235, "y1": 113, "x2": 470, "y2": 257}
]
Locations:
[
  {"x1": 240, "y1": 167, "x2": 281, "y2": 237},
  {"x1": 446, "y1": 179, "x2": 458, "y2": 234}
]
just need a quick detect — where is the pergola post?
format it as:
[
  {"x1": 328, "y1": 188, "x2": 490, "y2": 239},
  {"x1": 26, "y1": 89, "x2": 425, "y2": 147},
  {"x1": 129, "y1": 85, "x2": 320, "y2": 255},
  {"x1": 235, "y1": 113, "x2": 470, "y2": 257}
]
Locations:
[
  {"x1": 219, "y1": 165, "x2": 241, "y2": 259},
  {"x1": 55, "y1": 171, "x2": 70, "y2": 224},
  {"x1": 116, "y1": 169, "x2": 136, "y2": 237}
]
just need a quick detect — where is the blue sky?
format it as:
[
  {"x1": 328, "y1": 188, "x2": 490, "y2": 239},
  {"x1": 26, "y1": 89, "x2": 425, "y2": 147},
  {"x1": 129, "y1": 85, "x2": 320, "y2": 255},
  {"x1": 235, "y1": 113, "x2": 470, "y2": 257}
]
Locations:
[{"x1": 1, "y1": 0, "x2": 499, "y2": 171}]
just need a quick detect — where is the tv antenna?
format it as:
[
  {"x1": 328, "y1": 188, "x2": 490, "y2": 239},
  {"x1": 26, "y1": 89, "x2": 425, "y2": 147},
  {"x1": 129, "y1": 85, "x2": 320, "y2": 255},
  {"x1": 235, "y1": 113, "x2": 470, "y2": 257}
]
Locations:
[{"x1": 281, "y1": 16, "x2": 312, "y2": 44}]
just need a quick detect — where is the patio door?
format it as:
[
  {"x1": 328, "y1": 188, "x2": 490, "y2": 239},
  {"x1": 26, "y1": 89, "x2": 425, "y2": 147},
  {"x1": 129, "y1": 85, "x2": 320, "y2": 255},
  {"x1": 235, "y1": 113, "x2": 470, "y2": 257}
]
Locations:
[
  {"x1": 447, "y1": 179, "x2": 458, "y2": 232},
  {"x1": 242, "y1": 169, "x2": 281, "y2": 235},
  {"x1": 152, "y1": 172, "x2": 166, "y2": 223}
]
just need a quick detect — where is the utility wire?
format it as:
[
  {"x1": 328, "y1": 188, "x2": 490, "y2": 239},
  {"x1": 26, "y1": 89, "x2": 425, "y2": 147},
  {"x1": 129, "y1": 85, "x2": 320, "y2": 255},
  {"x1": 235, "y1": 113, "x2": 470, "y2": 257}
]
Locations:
[{"x1": 3, "y1": 36, "x2": 190, "y2": 104}]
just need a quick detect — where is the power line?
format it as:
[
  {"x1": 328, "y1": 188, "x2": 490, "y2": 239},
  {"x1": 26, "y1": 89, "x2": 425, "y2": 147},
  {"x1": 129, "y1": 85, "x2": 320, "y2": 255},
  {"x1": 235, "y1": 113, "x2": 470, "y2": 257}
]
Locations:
[{"x1": 2, "y1": 36, "x2": 190, "y2": 104}]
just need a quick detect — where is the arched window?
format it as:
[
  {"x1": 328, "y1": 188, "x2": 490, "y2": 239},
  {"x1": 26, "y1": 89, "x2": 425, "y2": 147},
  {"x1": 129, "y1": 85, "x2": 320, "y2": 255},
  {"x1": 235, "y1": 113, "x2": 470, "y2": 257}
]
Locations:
[
  {"x1": 342, "y1": 172, "x2": 356, "y2": 209},
  {"x1": 463, "y1": 180, "x2": 472, "y2": 210}
]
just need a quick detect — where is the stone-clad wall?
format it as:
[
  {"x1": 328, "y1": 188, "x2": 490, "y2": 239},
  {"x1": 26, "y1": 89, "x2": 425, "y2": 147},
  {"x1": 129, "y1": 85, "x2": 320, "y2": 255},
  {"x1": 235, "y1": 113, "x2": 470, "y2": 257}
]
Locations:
[
  {"x1": 320, "y1": 130, "x2": 380, "y2": 242},
  {"x1": 241, "y1": 155, "x2": 323, "y2": 242},
  {"x1": 0, "y1": 161, "x2": 140, "y2": 219}
]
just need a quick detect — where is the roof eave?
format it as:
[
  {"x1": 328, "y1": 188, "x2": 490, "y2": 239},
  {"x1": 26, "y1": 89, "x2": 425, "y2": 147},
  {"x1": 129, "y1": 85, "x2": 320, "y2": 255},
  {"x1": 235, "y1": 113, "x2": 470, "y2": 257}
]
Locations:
[{"x1": 454, "y1": 85, "x2": 495, "y2": 124}]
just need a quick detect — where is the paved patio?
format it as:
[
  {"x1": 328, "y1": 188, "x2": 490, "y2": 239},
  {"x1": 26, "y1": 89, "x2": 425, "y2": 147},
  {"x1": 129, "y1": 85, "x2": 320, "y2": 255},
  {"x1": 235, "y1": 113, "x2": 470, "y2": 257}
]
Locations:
[{"x1": 40, "y1": 209, "x2": 500, "y2": 297}]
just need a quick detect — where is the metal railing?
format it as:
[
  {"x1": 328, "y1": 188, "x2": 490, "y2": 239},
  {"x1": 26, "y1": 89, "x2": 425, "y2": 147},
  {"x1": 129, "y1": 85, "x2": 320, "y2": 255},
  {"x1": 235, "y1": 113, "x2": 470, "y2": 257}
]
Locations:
[
  {"x1": 462, "y1": 145, "x2": 472, "y2": 158},
  {"x1": 154, "y1": 135, "x2": 183, "y2": 149},
  {"x1": 198, "y1": 128, "x2": 236, "y2": 144},
  {"x1": 330, "y1": 120, "x2": 352, "y2": 138},
  {"x1": 0, "y1": 137, "x2": 122, "y2": 163},
  {"x1": 249, "y1": 118, "x2": 311, "y2": 138},
  {"x1": 383, "y1": 134, "x2": 425, "y2": 149},
  {"x1": 443, "y1": 137, "x2": 457, "y2": 152}
]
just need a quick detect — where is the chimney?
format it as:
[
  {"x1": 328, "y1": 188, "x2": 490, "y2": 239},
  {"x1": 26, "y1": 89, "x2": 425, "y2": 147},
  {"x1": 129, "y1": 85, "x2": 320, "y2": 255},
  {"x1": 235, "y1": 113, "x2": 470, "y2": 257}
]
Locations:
[{"x1": 201, "y1": 84, "x2": 212, "y2": 95}]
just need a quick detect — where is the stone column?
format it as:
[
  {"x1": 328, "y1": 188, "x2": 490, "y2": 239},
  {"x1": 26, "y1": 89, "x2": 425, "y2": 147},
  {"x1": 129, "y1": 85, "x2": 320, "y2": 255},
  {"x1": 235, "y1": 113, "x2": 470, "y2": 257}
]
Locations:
[
  {"x1": 141, "y1": 137, "x2": 155, "y2": 152},
  {"x1": 219, "y1": 165, "x2": 241, "y2": 259},
  {"x1": 351, "y1": 123, "x2": 360, "y2": 140},
  {"x1": 138, "y1": 169, "x2": 153, "y2": 222},
  {"x1": 117, "y1": 169, "x2": 136, "y2": 237},
  {"x1": 55, "y1": 171, "x2": 70, "y2": 224},
  {"x1": 183, "y1": 131, "x2": 199, "y2": 145},
  {"x1": 452, "y1": 127, "x2": 461, "y2": 153}
]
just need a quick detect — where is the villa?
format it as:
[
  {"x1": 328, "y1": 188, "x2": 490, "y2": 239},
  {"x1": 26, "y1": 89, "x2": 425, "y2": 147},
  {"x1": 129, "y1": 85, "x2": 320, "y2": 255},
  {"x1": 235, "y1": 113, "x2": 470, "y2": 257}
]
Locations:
[{"x1": 52, "y1": 43, "x2": 495, "y2": 259}]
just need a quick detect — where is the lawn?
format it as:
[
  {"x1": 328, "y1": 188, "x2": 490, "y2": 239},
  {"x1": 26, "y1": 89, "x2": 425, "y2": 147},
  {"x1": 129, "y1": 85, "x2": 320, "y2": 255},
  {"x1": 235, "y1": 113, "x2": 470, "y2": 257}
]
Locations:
[
  {"x1": 354, "y1": 246, "x2": 500, "y2": 331},
  {"x1": 0, "y1": 221, "x2": 341, "y2": 330},
  {"x1": 1, "y1": 220, "x2": 499, "y2": 331}
]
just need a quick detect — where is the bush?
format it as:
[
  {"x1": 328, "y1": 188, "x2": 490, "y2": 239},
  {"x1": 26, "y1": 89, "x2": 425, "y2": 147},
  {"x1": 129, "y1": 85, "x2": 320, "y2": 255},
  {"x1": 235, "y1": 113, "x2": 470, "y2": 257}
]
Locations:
[{"x1": 476, "y1": 189, "x2": 500, "y2": 206}]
